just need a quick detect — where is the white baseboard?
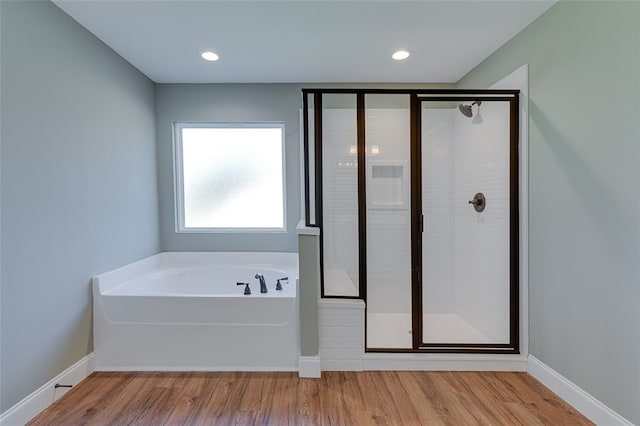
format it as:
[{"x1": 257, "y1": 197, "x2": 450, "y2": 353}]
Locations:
[
  {"x1": 363, "y1": 353, "x2": 528, "y2": 371},
  {"x1": 96, "y1": 365, "x2": 298, "y2": 372},
  {"x1": 321, "y1": 359, "x2": 363, "y2": 371},
  {"x1": 298, "y1": 356, "x2": 321, "y2": 378},
  {"x1": 0, "y1": 353, "x2": 96, "y2": 426},
  {"x1": 527, "y1": 355, "x2": 633, "y2": 426}
]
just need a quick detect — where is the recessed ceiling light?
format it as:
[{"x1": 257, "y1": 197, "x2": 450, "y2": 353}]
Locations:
[
  {"x1": 201, "y1": 51, "x2": 219, "y2": 62},
  {"x1": 392, "y1": 50, "x2": 410, "y2": 61}
]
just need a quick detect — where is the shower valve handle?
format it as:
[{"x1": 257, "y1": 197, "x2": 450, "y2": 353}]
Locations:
[
  {"x1": 237, "y1": 282, "x2": 251, "y2": 295},
  {"x1": 468, "y1": 192, "x2": 486, "y2": 212}
]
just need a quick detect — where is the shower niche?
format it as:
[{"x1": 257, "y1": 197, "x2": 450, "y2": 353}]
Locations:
[{"x1": 302, "y1": 89, "x2": 519, "y2": 353}]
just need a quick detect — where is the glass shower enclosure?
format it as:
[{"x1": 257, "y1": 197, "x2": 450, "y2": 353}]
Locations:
[{"x1": 303, "y1": 89, "x2": 519, "y2": 353}]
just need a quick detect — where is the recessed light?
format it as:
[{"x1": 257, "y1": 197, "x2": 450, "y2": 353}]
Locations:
[
  {"x1": 392, "y1": 50, "x2": 410, "y2": 61},
  {"x1": 201, "y1": 51, "x2": 219, "y2": 62}
]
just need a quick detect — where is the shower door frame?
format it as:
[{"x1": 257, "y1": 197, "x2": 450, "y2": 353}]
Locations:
[
  {"x1": 302, "y1": 89, "x2": 520, "y2": 354},
  {"x1": 411, "y1": 92, "x2": 520, "y2": 354}
]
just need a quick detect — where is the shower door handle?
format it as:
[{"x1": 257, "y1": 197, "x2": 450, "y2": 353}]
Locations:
[{"x1": 468, "y1": 193, "x2": 486, "y2": 212}]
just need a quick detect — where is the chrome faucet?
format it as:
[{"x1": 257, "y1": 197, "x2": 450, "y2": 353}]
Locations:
[{"x1": 255, "y1": 273, "x2": 268, "y2": 293}]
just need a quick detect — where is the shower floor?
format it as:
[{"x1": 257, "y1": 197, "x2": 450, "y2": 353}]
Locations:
[{"x1": 366, "y1": 313, "x2": 494, "y2": 348}]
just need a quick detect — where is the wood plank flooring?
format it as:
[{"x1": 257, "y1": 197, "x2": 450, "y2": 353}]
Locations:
[{"x1": 28, "y1": 371, "x2": 593, "y2": 425}]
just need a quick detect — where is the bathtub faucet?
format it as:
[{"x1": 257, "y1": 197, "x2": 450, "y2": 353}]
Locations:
[{"x1": 255, "y1": 273, "x2": 268, "y2": 293}]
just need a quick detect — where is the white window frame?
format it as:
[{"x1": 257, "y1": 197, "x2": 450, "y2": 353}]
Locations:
[{"x1": 173, "y1": 122, "x2": 287, "y2": 233}]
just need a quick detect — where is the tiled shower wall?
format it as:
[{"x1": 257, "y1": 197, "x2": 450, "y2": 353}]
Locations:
[
  {"x1": 453, "y1": 103, "x2": 510, "y2": 342},
  {"x1": 322, "y1": 109, "x2": 359, "y2": 286},
  {"x1": 365, "y1": 108, "x2": 412, "y2": 314},
  {"x1": 422, "y1": 104, "x2": 510, "y2": 341},
  {"x1": 322, "y1": 106, "x2": 413, "y2": 312},
  {"x1": 422, "y1": 109, "x2": 455, "y2": 313}
]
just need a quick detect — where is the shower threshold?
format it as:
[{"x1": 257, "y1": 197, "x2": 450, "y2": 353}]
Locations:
[{"x1": 367, "y1": 313, "x2": 495, "y2": 349}]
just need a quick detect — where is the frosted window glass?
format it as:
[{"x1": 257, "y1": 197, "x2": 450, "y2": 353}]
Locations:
[{"x1": 176, "y1": 124, "x2": 285, "y2": 231}]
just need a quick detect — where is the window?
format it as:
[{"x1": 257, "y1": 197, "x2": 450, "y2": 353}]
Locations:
[{"x1": 174, "y1": 122, "x2": 286, "y2": 232}]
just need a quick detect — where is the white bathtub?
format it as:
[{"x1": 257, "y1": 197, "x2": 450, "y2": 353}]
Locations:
[{"x1": 92, "y1": 252, "x2": 299, "y2": 371}]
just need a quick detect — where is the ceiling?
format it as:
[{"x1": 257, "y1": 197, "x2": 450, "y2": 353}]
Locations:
[{"x1": 52, "y1": 1, "x2": 555, "y2": 84}]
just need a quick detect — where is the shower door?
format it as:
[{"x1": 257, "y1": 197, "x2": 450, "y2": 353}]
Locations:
[{"x1": 415, "y1": 94, "x2": 519, "y2": 352}]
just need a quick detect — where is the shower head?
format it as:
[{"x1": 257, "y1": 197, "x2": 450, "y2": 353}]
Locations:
[
  {"x1": 458, "y1": 101, "x2": 482, "y2": 117},
  {"x1": 458, "y1": 104, "x2": 473, "y2": 117}
]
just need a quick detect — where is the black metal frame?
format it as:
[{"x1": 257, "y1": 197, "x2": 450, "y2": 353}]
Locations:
[
  {"x1": 302, "y1": 88, "x2": 520, "y2": 353},
  {"x1": 356, "y1": 93, "x2": 368, "y2": 303}
]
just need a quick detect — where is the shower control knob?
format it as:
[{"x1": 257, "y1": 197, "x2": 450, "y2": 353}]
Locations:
[{"x1": 468, "y1": 192, "x2": 486, "y2": 212}]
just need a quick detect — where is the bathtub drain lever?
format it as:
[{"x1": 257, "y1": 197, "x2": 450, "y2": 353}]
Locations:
[{"x1": 237, "y1": 282, "x2": 251, "y2": 295}]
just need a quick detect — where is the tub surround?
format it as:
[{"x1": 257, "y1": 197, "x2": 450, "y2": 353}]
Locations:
[{"x1": 93, "y1": 252, "x2": 299, "y2": 371}]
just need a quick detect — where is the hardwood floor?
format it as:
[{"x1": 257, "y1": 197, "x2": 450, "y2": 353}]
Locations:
[{"x1": 29, "y1": 371, "x2": 593, "y2": 425}]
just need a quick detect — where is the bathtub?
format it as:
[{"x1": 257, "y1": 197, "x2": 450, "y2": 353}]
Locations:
[{"x1": 92, "y1": 252, "x2": 299, "y2": 371}]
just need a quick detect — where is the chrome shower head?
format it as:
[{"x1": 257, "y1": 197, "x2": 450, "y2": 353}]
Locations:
[{"x1": 458, "y1": 101, "x2": 482, "y2": 117}]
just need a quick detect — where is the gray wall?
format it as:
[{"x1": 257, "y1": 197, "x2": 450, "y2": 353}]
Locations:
[
  {"x1": 155, "y1": 84, "x2": 303, "y2": 252},
  {"x1": 0, "y1": 1, "x2": 160, "y2": 412},
  {"x1": 458, "y1": 2, "x2": 640, "y2": 423}
]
